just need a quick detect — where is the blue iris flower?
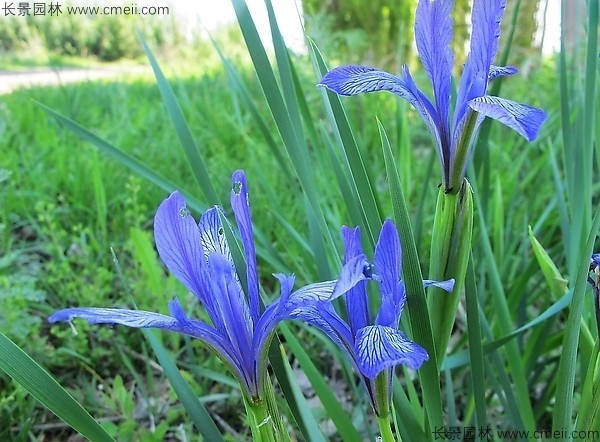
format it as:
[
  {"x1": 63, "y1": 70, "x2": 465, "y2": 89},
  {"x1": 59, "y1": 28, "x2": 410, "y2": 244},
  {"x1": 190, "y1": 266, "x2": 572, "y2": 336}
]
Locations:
[
  {"x1": 289, "y1": 220, "x2": 454, "y2": 415},
  {"x1": 49, "y1": 170, "x2": 369, "y2": 400},
  {"x1": 318, "y1": 0, "x2": 547, "y2": 193}
]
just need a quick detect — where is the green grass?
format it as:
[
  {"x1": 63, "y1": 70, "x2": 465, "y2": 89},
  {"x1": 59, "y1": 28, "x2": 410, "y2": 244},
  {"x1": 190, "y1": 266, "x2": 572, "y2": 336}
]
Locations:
[{"x1": 1, "y1": 4, "x2": 597, "y2": 440}]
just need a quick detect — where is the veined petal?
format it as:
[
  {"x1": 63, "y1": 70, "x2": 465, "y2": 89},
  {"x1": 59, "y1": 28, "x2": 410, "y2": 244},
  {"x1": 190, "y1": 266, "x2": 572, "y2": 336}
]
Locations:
[
  {"x1": 49, "y1": 307, "x2": 182, "y2": 328},
  {"x1": 319, "y1": 65, "x2": 440, "y2": 140},
  {"x1": 342, "y1": 225, "x2": 363, "y2": 262},
  {"x1": 319, "y1": 65, "x2": 409, "y2": 97},
  {"x1": 374, "y1": 220, "x2": 402, "y2": 303},
  {"x1": 287, "y1": 305, "x2": 357, "y2": 365},
  {"x1": 284, "y1": 280, "x2": 338, "y2": 310},
  {"x1": 355, "y1": 325, "x2": 429, "y2": 379},
  {"x1": 283, "y1": 254, "x2": 370, "y2": 310},
  {"x1": 455, "y1": 0, "x2": 507, "y2": 125},
  {"x1": 415, "y1": 0, "x2": 454, "y2": 130},
  {"x1": 231, "y1": 170, "x2": 260, "y2": 322},
  {"x1": 423, "y1": 278, "x2": 455, "y2": 292},
  {"x1": 49, "y1": 304, "x2": 232, "y2": 363},
  {"x1": 468, "y1": 95, "x2": 547, "y2": 141},
  {"x1": 198, "y1": 207, "x2": 232, "y2": 263},
  {"x1": 154, "y1": 192, "x2": 215, "y2": 314},
  {"x1": 376, "y1": 281, "x2": 406, "y2": 328},
  {"x1": 488, "y1": 65, "x2": 517, "y2": 81},
  {"x1": 341, "y1": 226, "x2": 371, "y2": 333},
  {"x1": 206, "y1": 252, "x2": 254, "y2": 365},
  {"x1": 467, "y1": 0, "x2": 507, "y2": 82}
]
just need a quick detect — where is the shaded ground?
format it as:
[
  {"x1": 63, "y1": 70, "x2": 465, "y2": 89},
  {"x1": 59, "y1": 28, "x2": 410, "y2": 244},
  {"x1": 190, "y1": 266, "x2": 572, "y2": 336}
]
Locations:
[{"x1": 0, "y1": 66, "x2": 151, "y2": 95}]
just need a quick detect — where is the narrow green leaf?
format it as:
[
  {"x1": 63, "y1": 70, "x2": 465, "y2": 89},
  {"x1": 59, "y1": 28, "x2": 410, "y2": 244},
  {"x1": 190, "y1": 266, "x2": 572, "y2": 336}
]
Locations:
[
  {"x1": 0, "y1": 332, "x2": 115, "y2": 442},
  {"x1": 139, "y1": 37, "x2": 220, "y2": 205},
  {"x1": 280, "y1": 324, "x2": 362, "y2": 442},
  {"x1": 36, "y1": 102, "x2": 206, "y2": 212},
  {"x1": 380, "y1": 120, "x2": 443, "y2": 431},
  {"x1": 142, "y1": 330, "x2": 225, "y2": 441},
  {"x1": 553, "y1": 208, "x2": 600, "y2": 432}
]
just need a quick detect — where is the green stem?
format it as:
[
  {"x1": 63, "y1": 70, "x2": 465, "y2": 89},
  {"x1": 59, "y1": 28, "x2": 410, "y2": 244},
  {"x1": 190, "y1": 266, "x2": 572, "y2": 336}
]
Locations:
[
  {"x1": 373, "y1": 371, "x2": 398, "y2": 442},
  {"x1": 376, "y1": 414, "x2": 398, "y2": 442},
  {"x1": 427, "y1": 179, "x2": 474, "y2": 367},
  {"x1": 243, "y1": 379, "x2": 289, "y2": 442}
]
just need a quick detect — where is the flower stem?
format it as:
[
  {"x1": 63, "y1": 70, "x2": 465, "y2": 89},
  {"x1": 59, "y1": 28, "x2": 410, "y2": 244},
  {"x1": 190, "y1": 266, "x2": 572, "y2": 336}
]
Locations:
[
  {"x1": 427, "y1": 179, "x2": 474, "y2": 368},
  {"x1": 376, "y1": 414, "x2": 398, "y2": 442},
  {"x1": 243, "y1": 379, "x2": 289, "y2": 442}
]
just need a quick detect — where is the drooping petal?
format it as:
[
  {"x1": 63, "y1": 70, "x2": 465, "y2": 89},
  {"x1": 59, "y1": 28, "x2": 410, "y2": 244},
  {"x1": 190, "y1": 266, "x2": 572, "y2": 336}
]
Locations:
[
  {"x1": 319, "y1": 65, "x2": 409, "y2": 97},
  {"x1": 355, "y1": 325, "x2": 429, "y2": 379},
  {"x1": 468, "y1": 95, "x2": 547, "y2": 141},
  {"x1": 49, "y1": 303, "x2": 230, "y2": 360},
  {"x1": 423, "y1": 278, "x2": 456, "y2": 292},
  {"x1": 231, "y1": 170, "x2": 260, "y2": 322},
  {"x1": 154, "y1": 192, "x2": 215, "y2": 314},
  {"x1": 49, "y1": 307, "x2": 182, "y2": 328},
  {"x1": 287, "y1": 304, "x2": 357, "y2": 366},
  {"x1": 488, "y1": 65, "x2": 518, "y2": 81},
  {"x1": 205, "y1": 252, "x2": 254, "y2": 367},
  {"x1": 415, "y1": 0, "x2": 454, "y2": 130},
  {"x1": 319, "y1": 65, "x2": 439, "y2": 133}
]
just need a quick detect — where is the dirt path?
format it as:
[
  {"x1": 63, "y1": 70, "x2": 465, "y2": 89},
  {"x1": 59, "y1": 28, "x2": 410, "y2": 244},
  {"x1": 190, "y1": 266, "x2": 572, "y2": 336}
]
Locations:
[{"x1": 0, "y1": 66, "x2": 151, "y2": 95}]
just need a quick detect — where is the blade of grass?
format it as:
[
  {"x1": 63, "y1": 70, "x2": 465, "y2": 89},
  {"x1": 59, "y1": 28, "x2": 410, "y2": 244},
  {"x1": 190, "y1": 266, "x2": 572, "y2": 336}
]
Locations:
[
  {"x1": 380, "y1": 119, "x2": 443, "y2": 431},
  {"x1": 280, "y1": 323, "x2": 362, "y2": 442},
  {"x1": 139, "y1": 37, "x2": 220, "y2": 205},
  {"x1": 0, "y1": 332, "x2": 115, "y2": 442},
  {"x1": 36, "y1": 103, "x2": 206, "y2": 211},
  {"x1": 553, "y1": 208, "x2": 600, "y2": 432}
]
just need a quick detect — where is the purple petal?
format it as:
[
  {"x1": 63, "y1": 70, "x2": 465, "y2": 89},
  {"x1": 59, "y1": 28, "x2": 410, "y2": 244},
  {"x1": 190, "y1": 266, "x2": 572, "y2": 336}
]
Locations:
[
  {"x1": 319, "y1": 65, "x2": 440, "y2": 137},
  {"x1": 455, "y1": 0, "x2": 507, "y2": 125},
  {"x1": 488, "y1": 65, "x2": 518, "y2": 81},
  {"x1": 49, "y1": 304, "x2": 235, "y2": 365},
  {"x1": 341, "y1": 226, "x2": 371, "y2": 334},
  {"x1": 415, "y1": 0, "x2": 453, "y2": 129},
  {"x1": 423, "y1": 278, "x2": 455, "y2": 292},
  {"x1": 49, "y1": 307, "x2": 181, "y2": 328},
  {"x1": 376, "y1": 281, "x2": 406, "y2": 328},
  {"x1": 318, "y1": 65, "x2": 408, "y2": 97},
  {"x1": 355, "y1": 325, "x2": 429, "y2": 378},
  {"x1": 345, "y1": 280, "x2": 370, "y2": 336},
  {"x1": 284, "y1": 280, "x2": 338, "y2": 310},
  {"x1": 154, "y1": 192, "x2": 209, "y2": 307},
  {"x1": 467, "y1": 0, "x2": 507, "y2": 82},
  {"x1": 341, "y1": 225, "x2": 363, "y2": 262},
  {"x1": 287, "y1": 305, "x2": 356, "y2": 364},
  {"x1": 198, "y1": 207, "x2": 232, "y2": 263},
  {"x1": 206, "y1": 252, "x2": 254, "y2": 363},
  {"x1": 231, "y1": 170, "x2": 260, "y2": 322},
  {"x1": 468, "y1": 95, "x2": 547, "y2": 141},
  {"x1": 374, "y1": 220, "x2": 402, "y2": 301}
]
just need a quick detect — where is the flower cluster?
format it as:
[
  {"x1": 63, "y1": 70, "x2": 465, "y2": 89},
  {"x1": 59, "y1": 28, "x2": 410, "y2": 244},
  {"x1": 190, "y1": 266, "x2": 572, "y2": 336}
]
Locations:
[
  {"x1": 50, "y1": 170, "x2": 430, "y2": 406},
  {"x1": 318, "y1": 0, "x2": 546, "y2": 193}
]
